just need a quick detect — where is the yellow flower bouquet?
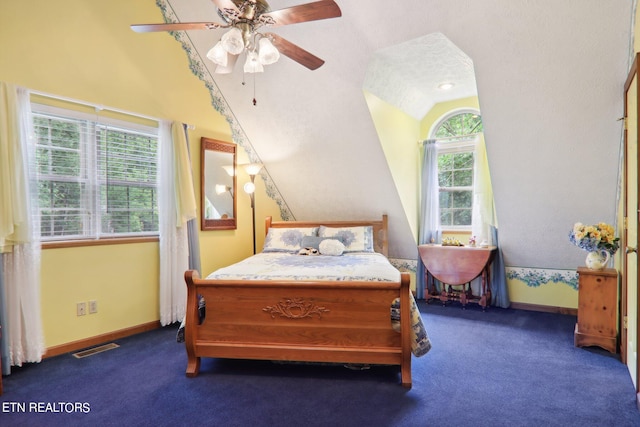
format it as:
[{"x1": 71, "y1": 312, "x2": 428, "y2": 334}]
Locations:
[{"x1": 568, "y1": 222, "x2": 620, "y2": 255}]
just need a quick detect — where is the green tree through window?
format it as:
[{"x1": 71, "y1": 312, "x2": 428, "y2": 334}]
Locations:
[{"x1": 33, "y1": 107, "x2": 159, "y2": 240}]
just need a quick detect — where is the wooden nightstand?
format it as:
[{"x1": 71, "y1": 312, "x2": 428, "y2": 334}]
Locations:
[{"x1": 574, "y1": 267, "x2": 618, "y2": 353}]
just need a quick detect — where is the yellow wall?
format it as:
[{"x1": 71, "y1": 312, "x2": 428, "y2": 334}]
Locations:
[
  {"x1": 41, "y1": 243, "x2": 159, "y2": 346},
  {"x1": 508, "y1": 278, "x2": 578, "y2": 310},
  {"x1": 364, "y1": 91, "x2": 421, "y2": 239},
  {"x1": 0, "y1": 0, "x2": 281, "y2": 348}
]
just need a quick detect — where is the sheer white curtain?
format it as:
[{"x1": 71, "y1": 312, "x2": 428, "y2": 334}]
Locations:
[
  {"x1": 471, "y1": 136, "x2": 496, "y2": 244},
  {"x1": 471, "y1": 136, "x2": 509, "y2": 308},
  {"x1": 158, "y1": 120, "x2": 197, "y2": 326},
  {"x1": 0, "y1": 82, "x2": 45, "y2": 373},
  {"x1": 417, "y1": 139, "x2": 440, "y2": 299}
]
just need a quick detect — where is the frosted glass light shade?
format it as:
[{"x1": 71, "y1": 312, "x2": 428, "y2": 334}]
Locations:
[
  {"x1": 215, "y1": 184, "x2": 229, "y2": 195},
  {"x1": 221, "y1": 27, "x2": 244, "y2": 55},
  {"x1": 244, "y1": 163, "x2": 263, "y2": 176},
  {"x1": 243, "y1": 182, "x2": 256, "y2": 194},
  {"x1": 206, "y1": 41, "x2": 228, "y2": 66},
  {"x1": 214, "y1": 52, "x2": 238, "y2": 74},
  {"x1": 258, "y1": 37, "x2": 280, "y2": 65},
  {"x1": 243, "y1": 51, "x2": 264, "y2": 73}
]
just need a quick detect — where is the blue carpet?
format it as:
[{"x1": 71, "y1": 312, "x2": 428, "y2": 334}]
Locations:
[{"x1": 1, "y1": 302, "x2": 639, "y2": 427}]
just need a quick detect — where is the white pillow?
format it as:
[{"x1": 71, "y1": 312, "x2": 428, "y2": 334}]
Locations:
[
  {"x1": 319, "y1": 239, "x2": 345, "y2": 256},
  {"x1": 262, "y1": 227, "x2": 319, "y2": 253},
  {"x1": 318, "y1": 226, "x2": 374, "y2": 253}
]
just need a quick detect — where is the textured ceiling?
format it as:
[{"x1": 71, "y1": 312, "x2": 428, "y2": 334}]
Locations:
[
  {"x1": 364, "y1": 32, "x2": 477, "y2": 120},
  {"x1": 157, "y1": 0, "x2": 632, "y2": 267}
]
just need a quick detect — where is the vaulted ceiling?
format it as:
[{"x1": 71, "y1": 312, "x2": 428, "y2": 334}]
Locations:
[{"x1": 155, "y1": 0, "x2": 632, "y2": 267}]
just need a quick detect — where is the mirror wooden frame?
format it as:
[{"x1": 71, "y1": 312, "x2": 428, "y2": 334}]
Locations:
[{"x1": 200, "y1": 137, "x2": 237, "y2": 230}]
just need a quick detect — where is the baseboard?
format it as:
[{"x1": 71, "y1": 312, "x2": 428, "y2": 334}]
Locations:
[
  {"x1": 510, "y1": 302, "x2": 577, "y2": 316},
  {"x1": 44, "y1": 321, "x2": 161, "y2": 359}
]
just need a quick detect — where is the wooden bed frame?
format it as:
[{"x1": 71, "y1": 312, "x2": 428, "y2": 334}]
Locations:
[{"x1": 183, "y1": 215, "x2": 413, "y2": 388}]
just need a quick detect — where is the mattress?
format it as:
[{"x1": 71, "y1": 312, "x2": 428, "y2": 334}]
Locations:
[{"x1": 206, "y1": 251, "x2": 401, "y2": 282}]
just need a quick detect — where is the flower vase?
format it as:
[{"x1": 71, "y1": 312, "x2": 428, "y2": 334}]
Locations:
[{"x1": 585, "y1": 250, "x2": 610, "y2": 270}]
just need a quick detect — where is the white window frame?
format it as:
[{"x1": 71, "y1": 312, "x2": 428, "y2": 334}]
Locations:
[
  {"x1": 431, "y1": 109, "x2": 482, "y2": 231},
  {"x1": 31, "y1": 102, "x2": 159, "y2": 241}
]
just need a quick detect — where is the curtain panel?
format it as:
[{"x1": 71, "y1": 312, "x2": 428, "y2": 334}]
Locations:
[
  {"x1": 417, "y1": 139, "x2": 440, "y2": 299},
  {"x1": 158, "y1": 121, "x2": 197, "y2": 326},
  {"x1": 471, "y1": 138, "x2": 509, "y2": 307},
  {"x1": 0, "y1": 82, "x2": 45, "y2": 374},
  {"x1": 179, "y1": 124, "x2": 201, "y2": 275}
]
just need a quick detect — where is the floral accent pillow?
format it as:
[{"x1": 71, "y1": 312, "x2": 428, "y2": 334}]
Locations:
[
  {"x1": 262, "y1": 227, "x2": 319, "y2": 253},
  {"x1": 318, "y1": 226, "x2": 374, "y2": 253}
]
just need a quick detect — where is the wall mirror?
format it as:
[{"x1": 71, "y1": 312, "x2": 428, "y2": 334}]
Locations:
[{"x1": 201, "y1": 137, "x2": 237, "y2": 230}]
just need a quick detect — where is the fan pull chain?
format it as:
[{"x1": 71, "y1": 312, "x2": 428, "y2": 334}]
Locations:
[
  {"x1": 241, "y1": 72, "x2": 257, "y2": 106},
  {"x1": 253, "y1": 74, "x2": 257, "y2": 106}
]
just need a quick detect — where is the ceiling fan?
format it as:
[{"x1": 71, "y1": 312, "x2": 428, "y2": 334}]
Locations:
[{"x1": 131, "y1": 0, "x2": 342, "y2": 73}]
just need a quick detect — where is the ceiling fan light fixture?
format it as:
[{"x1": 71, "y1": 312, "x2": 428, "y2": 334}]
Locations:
[
  {"x1": 214, "y1": 52, "x2": 239, "y2": 74},
  {"x1": 244, "y1": 51, "x2": 264, "y2": 73},
  {"x1": 131, "y1": 0, "x2": 343, "y2": 77},
  {"x1": 258, "y1": 37, "x2": 280, "y2": 65},
  {"x1": 221, "y1": 27, "x2": 245, "y2": 55},
  {"x1": 206, "y1": 41, "x2": 228, "y2": 66}
]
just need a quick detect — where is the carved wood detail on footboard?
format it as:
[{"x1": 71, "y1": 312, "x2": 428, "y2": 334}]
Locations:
[
  {"x1": 183, "y1": 270, "x2": 412, "y2": 388},
  {"x1": 262, "y1": 298, "x2": 330, "y2": 319}
]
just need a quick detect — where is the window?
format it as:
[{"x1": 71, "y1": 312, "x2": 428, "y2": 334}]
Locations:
[
  {"x1": 434, "y1": 112, "x2": 483, "y2": 229},
  {"x1": 32, "y1": 104, "x2": 159, "y2": 240}
]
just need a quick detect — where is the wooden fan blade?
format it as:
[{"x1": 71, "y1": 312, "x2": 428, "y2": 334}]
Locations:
[
  {"x1": 262, "y1": 0, "x2": 341, "y2": 27},
  {"x1": 265, "y1": 32, "x2": 324, "y2": 70},
  {"x1": 131, "y1": 22, "x2": 223, "y2": 33}
]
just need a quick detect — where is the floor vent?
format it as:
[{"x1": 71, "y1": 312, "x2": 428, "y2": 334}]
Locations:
[{"x1": 72, "y1": 343, "x2": 120, "y2": 359}]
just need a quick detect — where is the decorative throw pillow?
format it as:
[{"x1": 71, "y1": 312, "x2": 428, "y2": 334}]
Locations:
[
  {"x1": 300, "y1": 235, "x2": 344, "y2": 250},
  {"x1": 319, "y1": 239, "x2": 345, "y2": 256},
  {"x1": 318, "y1": 226, "x2": 374, "y2": 253},
  {"x1": 262, "y1": 227, "x2": 319, "y2": 253}
]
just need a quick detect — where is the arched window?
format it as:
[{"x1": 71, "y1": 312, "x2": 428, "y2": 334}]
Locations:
[{"x1": 433, "y1": 112, "x2": 483, "y2": 229}]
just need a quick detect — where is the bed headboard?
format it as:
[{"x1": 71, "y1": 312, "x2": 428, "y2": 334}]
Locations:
[{"x1": 264, "y1": 215, "x2": 389, "y2": 257}]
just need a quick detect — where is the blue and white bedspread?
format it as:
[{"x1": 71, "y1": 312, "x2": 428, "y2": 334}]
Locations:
[
  {"x1": 206, "y1": 252, "x2": 402, "y2": 282},
  {"x1": 204, "y1": 252, "x2": 431, "y2": 357}
]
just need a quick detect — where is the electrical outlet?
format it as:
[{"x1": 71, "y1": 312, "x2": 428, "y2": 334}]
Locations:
[
  {"x1": 77, "y1": 302, "x2": 87, "y2": 316},
  {"x1": 89, "y1": 300, "x2": 97, "y2": 314}
]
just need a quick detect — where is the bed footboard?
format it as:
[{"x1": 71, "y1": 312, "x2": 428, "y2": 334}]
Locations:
[{"x1": 183, "y1": 270, "x2": 413, "y2": 388}]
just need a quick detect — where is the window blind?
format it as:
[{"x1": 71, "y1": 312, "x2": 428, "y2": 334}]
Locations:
[{"x1": 32, "y1": 105, "x2": 159, "y2": 240}]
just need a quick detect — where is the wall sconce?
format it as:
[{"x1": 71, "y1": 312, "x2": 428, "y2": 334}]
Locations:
[{"x1": 243, "y1": 163, "x2": 263, "y2": 254}]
